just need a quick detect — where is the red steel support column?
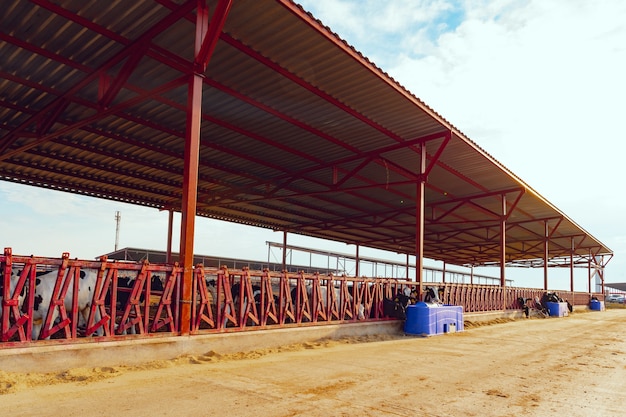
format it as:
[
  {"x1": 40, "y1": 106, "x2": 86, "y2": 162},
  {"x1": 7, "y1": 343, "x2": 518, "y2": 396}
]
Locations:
[
  {"x1": 442, "y1": 261, "x2": 446, "y2": 283},
  {"x1": 166, "y1": 208, "x2": 174, "y2": 264},
  {"x1": 406, "y1": 253, "x2": 410, "y2": 280},
  {"x1": 179, "y1": 0, "x2": 232, "y2": 335},
  {"x1": 500, "y1": 194, "x2": 506, "y2": 309},
  {"x1": 587, "y1": 250, "x2": 593, "y2": 295},
  {"x1": 415, "y1": 143, "x2": 426, "y2": 298},
  {"x1": 569, "y1": 237, "x2": 574, "y2": 294},
  {"x1": 282, "y1": 230, "x2": 287, "y2": 272},
  {"x1": 179, "y1": 1, "x2": 208, "y2": 335},
  {"x1": 355, "y1": 244, "x2": 360, "y2": 277},
  {"x1": 543, "y1": 220, "x2": 550, "y2": 291}
]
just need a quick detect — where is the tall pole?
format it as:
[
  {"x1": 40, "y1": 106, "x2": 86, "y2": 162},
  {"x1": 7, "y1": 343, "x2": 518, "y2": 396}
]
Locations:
[
  {"x1": 179, "y1": 0, "x2": 233, "y2": 336},
  {"x1": 569, "y1": 237, "x2": 574, "y2": 297},
  {"x1": 500, "y1": 194, "x2": 506, "y2": 309},
  {"x1": 166, "y1": 209, "x2": 174, "y2": 264},
  {"x1": 442, "y1": 261, "x2": 446, "y2": 284},
  {"x1": 406, "y1": 253, "x2": 410, "y2": 280},
  {"x1": 179, "y1": 1, "x2": 207, "y2": 336},
  {"x1": 587, "y1": 250, "x2": 593, "y2": 296},
  {"x1": 114, "y1": 211, "x2": 121, "y2": 251},
  {"x1": 416, "y1": 142, "x2": 426, "y2": 298},
  {"x1": 543, "y1": 220, "x2": 550, "y2": 291},
  {"x1": 282, "y1": 230, "x2": 287, "y2": 272}
]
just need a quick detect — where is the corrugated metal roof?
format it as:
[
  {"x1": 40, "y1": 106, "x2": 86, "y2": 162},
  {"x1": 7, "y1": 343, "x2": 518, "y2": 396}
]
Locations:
[{"x1": 0, "y1": 0, "x2": 612, "y2": 270}]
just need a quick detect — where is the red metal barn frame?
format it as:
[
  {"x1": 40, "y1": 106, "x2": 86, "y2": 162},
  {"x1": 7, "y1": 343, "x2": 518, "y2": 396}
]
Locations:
[{"x1": 0, "y1": 0, "x2": 612, "y2": 344}]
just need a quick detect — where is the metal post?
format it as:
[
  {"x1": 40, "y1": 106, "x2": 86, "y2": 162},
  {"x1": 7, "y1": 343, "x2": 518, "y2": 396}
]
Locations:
[
  {"x1": 500, "y1": 194, "x2": 506, "y2": 309},
  {"x1": 178, "y1": 0, "x2": 232, "y2": 335},
  {"x1": 282, "y1": 230, "x2": 287, "y2": 272},
  {"x1": 179, "y1": 0, "x2": 208, "y2": 335},
  {"x1": 442, "y1": 261, "x2": 446, "y2": 284},
  {"x1": 114, "y1": 211, "x2": 121, "y2": 251},
  {"x1": 406, "y1": 253, "x2": 410, "y2": 280},
  {"x1": 599, "y1": 256, "x2": 605, "y2": 296},
  {"x1": 415, "y1": 142, "x2": 426, "y2": 298},
  {"x1": 587, "y1": 250, "x2": 593, "y2": 296},
  {"x1": 166, "y1": 208, "x2": 174, "y2": 264},
  {"x1": 569, "y1": 237, "x2": 574, "y2": 298},
  {"x1": 543, "y1": 220, "x2": 550, "y2": 291}
]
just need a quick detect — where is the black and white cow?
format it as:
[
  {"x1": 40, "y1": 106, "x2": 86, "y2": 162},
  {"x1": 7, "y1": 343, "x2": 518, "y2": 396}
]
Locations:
[
  {"x1": 382, "y1": 288, "x2": 414, "y2": 320},
  {"x1": 32, "y1": 268, "x2": 103, "y2": 340},
  {"x1": 305, "y1": 284, "x2": 365, "y2": 321},
  {"x1": 107, "y1": 273, "x2": 165, "y2": 309},
  {"x1": 107, "y1": 273, "x2": 165, "y2": 335},
  {"x1": 541, "y1": 291, "x2": 573, "y2": 313},
  {"x1": 231, "y1": 282, "x2": 262, "y2": 307},
  {"x1": 423, "y1": 286, "x2": 443, "y2": 304},
  {"x1": 204, "y1": 278, "x2": 262, "y2": 326}
]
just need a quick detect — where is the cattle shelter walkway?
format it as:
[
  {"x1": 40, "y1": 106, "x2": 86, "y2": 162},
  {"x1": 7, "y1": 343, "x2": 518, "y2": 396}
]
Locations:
[
  {"x1": 1, "y1": 248, "x2": 603, "y2": 372},
  {"x1": 1, "y1": 309, "x2": 624, "y2": 417}
]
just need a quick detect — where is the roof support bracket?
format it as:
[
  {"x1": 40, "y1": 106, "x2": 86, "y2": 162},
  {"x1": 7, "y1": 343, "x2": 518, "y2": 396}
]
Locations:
[
  {"x1": 98, "y1": 42, "x2": 150, "y2": 109},
  {"x1": 193, "y1": 0, "x2": 233, "y2": 74}
]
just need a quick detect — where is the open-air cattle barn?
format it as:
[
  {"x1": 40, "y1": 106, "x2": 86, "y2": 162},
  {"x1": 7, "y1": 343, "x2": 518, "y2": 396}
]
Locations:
[{"x1": 0, "y1": 1, "x2": 613, "y2": 341}]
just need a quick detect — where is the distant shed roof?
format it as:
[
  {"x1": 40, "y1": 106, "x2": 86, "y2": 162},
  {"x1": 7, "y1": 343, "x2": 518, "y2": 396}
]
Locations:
[{"x1": 0, "y1": 0, "x2": 612, "y2": 270}]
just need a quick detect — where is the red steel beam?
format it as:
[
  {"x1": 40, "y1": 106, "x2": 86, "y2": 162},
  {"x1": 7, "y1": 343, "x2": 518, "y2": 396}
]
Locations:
[
  {"x1": 98, "y1": 42, "x2": 150, "y2": 109},
  {"x1": 194, "y1": 0, "x2": 233, "y2": 73},
  {"x1": 178, "y1": 1, "x2": 206, "y2": 335},
  {"x1": 0, "y1": 76, "x2": 187, "y2": 162},
  {"x1": 0, "y1": 4, "x2": 458, "y2": 234},
  {"x1": 500, "y1": 194, "x2": 506, "y2": 306},
  {"x1": 416, "y1": 142, "x2": 426, "y2": 295},
  {"x1": 0, "y1": 0, "x2": 197, "y2": 155},
  {"x1": 180, "y1": 0, "x2": 231, "y2": 335}
]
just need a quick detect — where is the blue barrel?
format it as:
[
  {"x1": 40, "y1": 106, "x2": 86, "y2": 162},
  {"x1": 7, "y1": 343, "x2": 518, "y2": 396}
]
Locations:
[
  {"x1": 404, "y1": 302, "x2": 435, "y2": 335},
  {"x1": 589, "y1": 299, "x2": 604, "y2": 311},
  {"x1": 546, "y1": 301, "x2": 568, "y2": 317},
  {"x1": 404, "y1": 302, "x2": 463, "y2": 336}
]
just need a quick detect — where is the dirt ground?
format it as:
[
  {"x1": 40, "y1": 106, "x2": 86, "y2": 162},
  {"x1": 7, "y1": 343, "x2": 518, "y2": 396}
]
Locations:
[{"x1": 1, "y1": 308, "x2": 625, "y2": 416}]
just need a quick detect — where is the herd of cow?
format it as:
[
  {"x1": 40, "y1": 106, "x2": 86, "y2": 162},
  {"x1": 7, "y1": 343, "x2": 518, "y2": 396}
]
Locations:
[
  {"x1": 1, "y1": 263, "x2": 446, "y2": 342},
  {"x1": 0, "y1": 265, "x2": 166, "y2": 340},
  {"x1": 202, "y1": 276, "x2": 443, "y2": 327}
]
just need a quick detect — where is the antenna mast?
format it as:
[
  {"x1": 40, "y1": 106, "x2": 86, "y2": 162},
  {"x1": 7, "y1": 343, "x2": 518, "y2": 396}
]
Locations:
[{"x1": 114, "y1": 211, "x2": 121, "y2": 251}]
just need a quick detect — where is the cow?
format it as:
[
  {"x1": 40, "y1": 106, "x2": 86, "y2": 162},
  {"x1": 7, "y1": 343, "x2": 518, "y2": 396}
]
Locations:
[
  {"x1": 231, "y1": 282, "x2": 262, "y2": 308},
  {"x1": 208, "y1": 278, "x2": 365, "y2": 325},
  {"x1": 541, "y1": 291, "x2": 573, "y2": 314},
  {"x1": 32, "y1": 268, "x2": 104, "y2": 340},
  {"x1": 382, "y1": 288, "x2": 414, "y2": 320},
  {"x1": 204, "y1": 278, "x2": 263, "y2": 327},
  {"x1": 305, "y1": 283, "x2": 365, "y2": 321},
  {"x1": 423, "y1": 286, "x2": 443, "y2": 304},
  {"x1": 517, "y1": 296, "x2": 530, "y2": 318},
  {"x1": 108, "y1": 273, "x2": 165, "y2": 335},
  {"x1": 107, "y1": 273, "x2": 165, "y2": 309}
]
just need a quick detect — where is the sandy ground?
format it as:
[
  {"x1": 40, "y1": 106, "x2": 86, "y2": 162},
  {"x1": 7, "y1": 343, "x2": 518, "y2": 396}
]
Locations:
[{"x1": 1, "y1": 309, "x2": 625, "y2": 416}]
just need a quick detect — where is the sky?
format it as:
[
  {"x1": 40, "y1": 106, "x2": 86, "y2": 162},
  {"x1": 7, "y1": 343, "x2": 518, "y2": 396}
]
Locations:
[{"x1": 1, "y1": 0, "x2": 625, "y2": 290}]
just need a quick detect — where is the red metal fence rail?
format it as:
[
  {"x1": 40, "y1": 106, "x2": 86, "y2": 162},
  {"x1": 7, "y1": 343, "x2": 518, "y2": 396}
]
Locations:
[
  {"x1": 1, "y1": 249, "x2": 604, "y2": 346},
  {"x1": 0, "y1": 248, "x2": 180, "y2": 344}
]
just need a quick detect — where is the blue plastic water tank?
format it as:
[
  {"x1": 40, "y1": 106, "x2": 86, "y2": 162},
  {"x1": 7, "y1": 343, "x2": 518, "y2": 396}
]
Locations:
[
  {"x1": 545, "y1": 301, "x2": 568, "y2": 317},
  {"x1": 404, "y1": 302, "x2": 463, "y2": 336}
]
